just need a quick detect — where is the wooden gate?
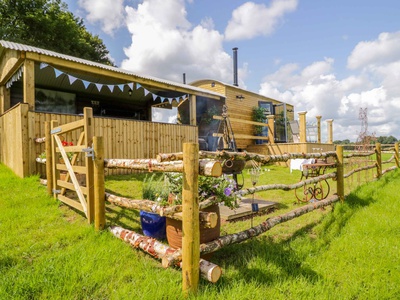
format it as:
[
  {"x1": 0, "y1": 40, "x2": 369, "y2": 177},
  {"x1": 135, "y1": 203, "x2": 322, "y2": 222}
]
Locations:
[{"x1": 50, "y1": 108, "x2": 94, "y2": 223}]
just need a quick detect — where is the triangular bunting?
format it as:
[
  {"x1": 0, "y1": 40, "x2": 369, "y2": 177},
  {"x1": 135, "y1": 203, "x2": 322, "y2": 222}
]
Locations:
[
  {"x1": 117, "y1": 84, "x2": 125, "y2": 92},
  {"x1": 108, "y1": 85, "x2": 115, "y2": 93},
  {"x1": 83, "y1": 81, "x2": 90, "y2": 89},
  {"x1": 136, "y1": 83, "x2": 142, "y2": 90},
  {"x1": 168, "y1": 98, "x2": 172, "y2": 104},
  {"x1": 144, "y1": 89, "x2": 150, "y2": 96},
  {"x1": 68, "y1": 75, "x2": 77, "y2": 85},
  {"x1": 152, "y1": 94, "x2": 157, "y2": 101},
  {"x1": 128, "y1": 82, "x2": 134, "y2": 90},
  {"x1": 54, "y1": 69, "x2": 63, "y2": 78},
  {"x1": 40, "y1": 63, "x2": 48, "y2": 69},
  {"x1": 95, "y1": 83, "x2": 103, "y2": 92}
]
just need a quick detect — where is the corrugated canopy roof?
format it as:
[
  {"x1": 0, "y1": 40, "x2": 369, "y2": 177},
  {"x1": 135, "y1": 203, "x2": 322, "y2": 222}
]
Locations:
[{"x1": 0, "y1": 40, "x2": 224, "y2": 99}]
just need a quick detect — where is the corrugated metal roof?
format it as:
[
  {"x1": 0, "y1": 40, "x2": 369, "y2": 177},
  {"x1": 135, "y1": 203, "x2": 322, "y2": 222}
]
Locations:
[{"x1": 0, "y1": 40, "x2": 224, "y2": 98}]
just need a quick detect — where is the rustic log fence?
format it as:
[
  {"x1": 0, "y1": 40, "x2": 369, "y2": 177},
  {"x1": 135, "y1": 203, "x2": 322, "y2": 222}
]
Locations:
[{"x1": 37, "y1": 110, "x2": 399, "y2": 295}]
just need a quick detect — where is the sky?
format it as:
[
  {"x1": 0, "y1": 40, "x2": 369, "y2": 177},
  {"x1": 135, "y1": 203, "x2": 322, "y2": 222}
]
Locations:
[{"x1": 64, "y1": 0, "x2": 400, "y2": 142}]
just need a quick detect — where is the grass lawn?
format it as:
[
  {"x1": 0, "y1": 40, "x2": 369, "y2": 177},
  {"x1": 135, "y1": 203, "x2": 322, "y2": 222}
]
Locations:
[{"x1": 1, "y1": 162, "x2": 399, "y2": 299}]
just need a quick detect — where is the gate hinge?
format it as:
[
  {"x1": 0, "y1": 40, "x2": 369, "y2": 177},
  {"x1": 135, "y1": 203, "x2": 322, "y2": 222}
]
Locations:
[{"x1": 82, "y1": 147, "x2": 95, "y2": 160}]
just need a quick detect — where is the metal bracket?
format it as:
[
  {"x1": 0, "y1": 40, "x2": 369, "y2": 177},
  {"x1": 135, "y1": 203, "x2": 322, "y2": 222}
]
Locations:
[
  {"x1": 82, "y1": 147, "x2": 95, "y2": 160},
  {"x1": 51, "y1": 127, "x2": 61, "y2": 134},
  {"x1": 53, "y1": 189, "x2": 61, "y2": 194}
]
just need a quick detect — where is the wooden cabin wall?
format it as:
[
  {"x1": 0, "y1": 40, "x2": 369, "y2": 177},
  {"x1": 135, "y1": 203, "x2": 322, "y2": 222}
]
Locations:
[
  {"x1": 31, "y1": 112, "x2": 198, "y2": 176},
  {"x1": 0, "y1": 103, "x2": 29, "y2": 177}
]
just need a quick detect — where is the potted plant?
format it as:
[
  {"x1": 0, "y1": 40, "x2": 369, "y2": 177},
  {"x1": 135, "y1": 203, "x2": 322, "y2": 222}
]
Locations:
[
  {"x1": 252, "y1": 106, "x2": 267, "y2": 144},
  {"x1": 164, "y1": 173, "x2": 237, "y2": 254},
  {"x1": 140, "y1": 174, "x2": 169, "y2": 240},
  {"x1": 142, "y1": 173, "x2": 238, "y2": 250}
]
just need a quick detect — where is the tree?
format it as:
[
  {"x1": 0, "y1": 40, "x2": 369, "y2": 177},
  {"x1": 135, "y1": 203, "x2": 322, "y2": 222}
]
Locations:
[
  {"x1": 0, "y1": 0, "x2": 113, "y2": 65},
  {"x1": 376, "y1": 136, "x2": 398, "y2": 144}
]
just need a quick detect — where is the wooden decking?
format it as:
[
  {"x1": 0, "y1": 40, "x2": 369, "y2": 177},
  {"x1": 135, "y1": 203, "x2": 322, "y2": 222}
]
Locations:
[{"x1": 219, "y1": 198, "x2": 278, "y2": 221}]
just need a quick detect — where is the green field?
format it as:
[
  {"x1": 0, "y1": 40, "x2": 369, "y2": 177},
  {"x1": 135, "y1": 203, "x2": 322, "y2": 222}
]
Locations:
[{"x1": 1, "y1": 162, "x2": 399, "y2": 299}]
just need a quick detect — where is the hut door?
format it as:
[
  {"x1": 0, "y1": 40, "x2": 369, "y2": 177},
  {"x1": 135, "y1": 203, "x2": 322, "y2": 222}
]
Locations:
[{"x1": 258, "y1": 101, "x2": 273, "y2": 138}]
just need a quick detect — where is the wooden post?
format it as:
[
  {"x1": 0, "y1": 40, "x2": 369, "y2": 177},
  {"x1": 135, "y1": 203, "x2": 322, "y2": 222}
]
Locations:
[
  {"x1": 45, "y1": 122, "x2": 53, "y2": 196},
  {"x1": 189, "y1": 94, "x2": 197, "y2": 126},
  {"x1": 316, "y1": 116, "x2": 322, "y2": 143},
  {"x1": 0, "y1": 85, "x2": 11, "y2": 114},
  {"x1": 267, "y1": 115, "x2": 275, "y2": 144},
  {"x1": 336, "y1": 145, "x2": 344, "y2": 202},
  {"x1": 326, "y1": 119, "x2": 334, "y2": 144},
  {"x1": 50, "y1": 120, "x2": 59, "y2": 199},
  {"x1": 23, "y1": 60, "x2": 35, "y2": 110},
  {"x1": 93, "y1": 136, "x2": 106, "y2": 231},
  {"x1": 375, "y1": 142, "x2": 382, "y2": 179},
  {"x1": 395, "y1": 142, "x2": 399, "y2": 168},
  {"x1": 182, "y1": 143, "x2": 200, "y2": 296},
  {"x1": 84, "y1": 107, "x2": 95, "y2": 223},
  {"x1": 298, "y1": 111, "x2": 307, "y2": 143}
]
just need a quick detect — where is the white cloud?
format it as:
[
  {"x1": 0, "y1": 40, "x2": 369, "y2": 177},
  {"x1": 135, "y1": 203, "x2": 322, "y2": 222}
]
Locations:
[
  {"x1": 225, "y1": 0, "x2": 298, "y2": 41},
  {"x1": 259, "y1": 45, "x2": 400, "y2": 141},
  {"x1": 78, "y1": 0, "x2": 125, "y2": 35},
  {"x1": 347, "y1": 31, "x2": 400, "y2": 70},
  {"x1": 120, "y1": 0, "x2": 245, "y2": 84}
]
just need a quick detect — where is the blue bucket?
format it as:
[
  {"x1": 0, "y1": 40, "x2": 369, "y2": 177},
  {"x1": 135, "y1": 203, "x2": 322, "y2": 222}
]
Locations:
[{"x1": 140, "y1": 211, "x2": 166, "y2": 240}]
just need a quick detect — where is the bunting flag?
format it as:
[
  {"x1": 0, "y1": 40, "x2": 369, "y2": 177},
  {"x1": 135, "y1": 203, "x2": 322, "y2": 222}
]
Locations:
[
  {"x1": 68, "y1": 75, "x2": 78, "y2": 85},
  {"x1": 54, "y1": 69, "x2": 63, "y2": 78},
  {"x1": 117, "y1": 84, "x2": 125, "y2": 92},
  {"x1": 108, "y1": 85, "x2": 115, "y2": 93},
  {"x1": 40, "y1": 64, "x2": 186, "y2": 104},
  {"x1": 83, "y1": 81, "x2": 90, "y2": 89},
  {"x1": 95, "y1": 83, "x2": 103, "y2": 92}
]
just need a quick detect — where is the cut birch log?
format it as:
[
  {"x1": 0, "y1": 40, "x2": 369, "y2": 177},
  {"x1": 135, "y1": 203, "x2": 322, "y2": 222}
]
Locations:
[
  {"x1": 34, "y1": 137, "x2": 46, "y2": 143},
  {"x1": 104, "y1": 159, "x2": 222, "y2": 177},
  {"x1": 156, "y1": 150, "x2": 337, "y2": 165},
  {"x1": 162, "y1": 195, "x2": 340, "y2": 267},
  {"x1": 105, "y1": 192, "x2": 182, "y2": 216},
  {"x1": 109, "y1": 226, "x2": 221, "y2": 283},
  {"x1": 105, "y1": 193, "x2": 217, "y2": 227}
]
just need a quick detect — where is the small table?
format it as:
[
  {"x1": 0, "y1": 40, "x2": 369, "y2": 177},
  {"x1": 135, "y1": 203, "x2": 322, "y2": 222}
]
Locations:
[{"x1": 295, "y1": 161, "x2": 335, "y2": 203}]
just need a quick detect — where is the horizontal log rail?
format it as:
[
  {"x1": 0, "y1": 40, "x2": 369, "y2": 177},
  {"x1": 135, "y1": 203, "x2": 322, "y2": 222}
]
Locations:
[
  {"x1": 382, "y1": 166, "x2": 397, "y2": 175},
  {"x1": 104, "y1": 158, "x2": 222, "y2": 177},
  {"x1": 382, "y1": 155, "x2": 395, "y2": 164},
  {"x1": 157, "y1": 150, "x2": 338, "y2": 164},
  {"x1": 162, "y1": 195, "x2": 341, "y2": 268},
  {"x1": 237, "y1": 172, "x2": 337, "y2": 197},
  {"x1": 343, "y1": 164, "x2": 376, "y2": 179},
  {"x1": 105, "y1": 193, "x2": 218, "y2": 228},
  {"x1": 343, "y1": 151, "x2": 375, "y2": 158}
]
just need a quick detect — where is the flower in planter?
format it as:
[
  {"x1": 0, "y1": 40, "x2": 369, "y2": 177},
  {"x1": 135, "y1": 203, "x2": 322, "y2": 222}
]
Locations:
[
  {"x1": 61, "y1": 140, "x2": 74, "y2": 161},
  {"x1": 142, "y1": 173, "x2": 240, "y2": 208}
]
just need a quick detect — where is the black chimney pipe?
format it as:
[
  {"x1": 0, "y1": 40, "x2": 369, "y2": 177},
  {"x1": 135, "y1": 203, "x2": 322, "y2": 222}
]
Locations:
[
  {"x1": 232, "y1": 47, "x2": 238, "y2": 86},
  {"x1": 183, "y1": 73, "x2": 186, "y2": 84}
]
